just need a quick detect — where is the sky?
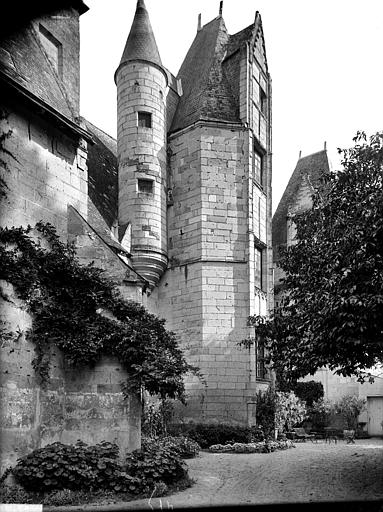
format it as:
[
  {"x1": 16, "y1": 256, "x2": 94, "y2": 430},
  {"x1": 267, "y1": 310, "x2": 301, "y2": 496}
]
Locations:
[{"x1": 79, "y1": 0, "x2": 383, "y2": 213}]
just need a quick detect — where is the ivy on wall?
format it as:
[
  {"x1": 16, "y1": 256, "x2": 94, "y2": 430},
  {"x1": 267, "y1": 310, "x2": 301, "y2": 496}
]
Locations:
[{"x1": 0, "y1": 222, "x2": 198, "y2": 402}]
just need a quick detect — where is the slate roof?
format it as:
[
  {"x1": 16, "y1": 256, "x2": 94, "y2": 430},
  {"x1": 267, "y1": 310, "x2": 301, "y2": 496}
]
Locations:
[
  {"x1": 117, "y1": 0, "x2": 162, "y2": 74},
  {"x1": 170, "y1": 17, "x2": 257, "y2": 134},
  {"x1": 0, "y1": 25, "x2": 75, "y2": 121},
  {"x1": 272, "y1": 150, "x2": 330, "y2": 249},
  {"x1": 82, "y1": 118, "x2": 118, "y2": 233}
]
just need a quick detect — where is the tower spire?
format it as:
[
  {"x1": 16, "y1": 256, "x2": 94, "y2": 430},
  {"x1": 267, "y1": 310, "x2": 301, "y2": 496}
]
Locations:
[{"x1": 117, "y1": 0, "x2": 162, "y2": 75}]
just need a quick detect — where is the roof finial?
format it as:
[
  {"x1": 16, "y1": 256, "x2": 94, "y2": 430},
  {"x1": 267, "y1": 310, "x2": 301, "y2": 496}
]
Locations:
[
  {"x1": 219, "y1": 1, "x2": 223, "y2": 16},
  {"x1": 324, "y1": 141, "x2": 327, "y2": 150},
  {"x1": 197, "y1": 13, "x2": 202, "y2": 32},
  {"x1": 299, "y1": 150, "x2": 302, "y2": 159},
  {"x1": 137, "y1": 0, "x2": 146, "y2": 8}
]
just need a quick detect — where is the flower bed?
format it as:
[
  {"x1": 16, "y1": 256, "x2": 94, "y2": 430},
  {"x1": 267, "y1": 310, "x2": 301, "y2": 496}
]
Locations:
[{"x1": 209, "y1": 440, "x2": 295, "y2": 453}]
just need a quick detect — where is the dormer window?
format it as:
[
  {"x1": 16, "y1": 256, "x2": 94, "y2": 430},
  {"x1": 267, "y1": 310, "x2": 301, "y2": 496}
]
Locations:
[
  {"x1": 137, "y1": 111, "x2": 152, "y2": 128},
  {"x1": 39, "y1": 24, "x2": 63, "y2": 78}
]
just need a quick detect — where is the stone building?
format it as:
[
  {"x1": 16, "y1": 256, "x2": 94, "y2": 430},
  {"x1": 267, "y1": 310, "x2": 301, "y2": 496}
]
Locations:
[
  {"x1": 273, "y1": 149, "x2": 383, "y2": 436},
  {"x1": 0, "y1": 0, "x2": 273, "y2": 469}
]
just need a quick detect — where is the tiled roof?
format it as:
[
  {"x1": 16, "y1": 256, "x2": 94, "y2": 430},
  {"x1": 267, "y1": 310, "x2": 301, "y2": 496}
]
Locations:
[
  {"x1": 272, "y1": 150, "x2": 330, "y2": 249},
  {"x1": 170, "y1": 16, "x2": 241, "y2": 133},
  {"x1": 0, "y1": 24, "x2": 75, "y2": 121},
  {"x1": 82, "y1": 118, "x2": 118, "y2": 232},
  {"x1": 117, "y1": 0, "x2": 162, "y2": 73}
]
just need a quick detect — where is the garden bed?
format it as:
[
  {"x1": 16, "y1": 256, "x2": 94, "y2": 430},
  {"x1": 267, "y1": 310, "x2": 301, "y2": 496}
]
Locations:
[{"x1": 208, "y1": 440, "x2": 295, "y2": 453}]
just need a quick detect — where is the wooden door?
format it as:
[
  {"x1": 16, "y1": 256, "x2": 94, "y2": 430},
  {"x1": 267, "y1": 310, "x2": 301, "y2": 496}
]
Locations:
[{"x1": 367, "y1": 396, "x2": 383, "y2": 436}]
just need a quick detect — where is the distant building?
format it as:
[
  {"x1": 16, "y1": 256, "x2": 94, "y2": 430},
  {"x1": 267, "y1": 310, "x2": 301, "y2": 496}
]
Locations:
[
  {"x1": 0, "y1": 0, "x2": 273, "y2": 469},
  {"x1": 273, "y1": 149, "x2": 383, "y2": 436}
]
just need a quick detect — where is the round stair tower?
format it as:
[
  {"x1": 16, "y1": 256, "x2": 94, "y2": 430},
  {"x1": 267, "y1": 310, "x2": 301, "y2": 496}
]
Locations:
[{"x1": 115, "y1": 0, "x2": 168, "y2": 288}]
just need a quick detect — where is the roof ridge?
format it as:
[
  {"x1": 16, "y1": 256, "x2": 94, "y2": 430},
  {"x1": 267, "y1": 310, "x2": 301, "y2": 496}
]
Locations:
[{"x1": 82, "y1": 117, "x2": 116, "y2": 143}]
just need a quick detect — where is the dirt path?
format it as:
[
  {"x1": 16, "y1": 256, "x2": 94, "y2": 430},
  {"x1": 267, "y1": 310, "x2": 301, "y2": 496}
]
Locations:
[{"x1": 121, "y1": 438, "x2": 383, "y2": 509}]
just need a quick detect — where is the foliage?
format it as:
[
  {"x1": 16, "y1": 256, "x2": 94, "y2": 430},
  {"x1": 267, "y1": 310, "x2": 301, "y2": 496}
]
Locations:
[
  {"x1": 275, "y1": 392, "x2": 307, "y2": 432},
  {"x1": 241, "y1": 131, "x2": 383, "y2": 381},
  {"x1": 255, "y1": 387, "x2": 276, "y2": 438},
  {"x1": 167, "y1": 423, "x2": 265, "y2": 448},
  {"x1": 142, "y1": 398, "x2": 174, "y2": 438},
  {"x1": 335, "y1": 395, "x2": 366, "y2": 429},
  {"x1": 160, "y1": 436, "x2": 200, "y2": 459},
  {"x1": 0, "y1": 222, "x2": 199, "y2": 401},
  {"x1": 125, "y1": 438, "x2": 187, "y2": 489},
  {"x1": 308, "y1": 398, "x2": 334, "y2": 429},
  {"x1": 209, "y1": 440, "x2": 294, "y2": 453},
  {"x1": 12, "y1": 441, "x2": 142, "y2": 494},
  {"x1": 291, "y1": 381, "x2": 324, "y2": 407},
  {"x1": 0, "y1": 484, "x2": 37, "y2": 504}
]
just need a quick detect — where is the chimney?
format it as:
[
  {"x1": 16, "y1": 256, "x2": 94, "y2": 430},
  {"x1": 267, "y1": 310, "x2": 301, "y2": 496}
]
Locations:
[
  {"x1": 219, "y1": 1, "x2": 223, "y2": 16},
  {"x1": 197, "y1": 13, "x2": 202, "y2": 32}
]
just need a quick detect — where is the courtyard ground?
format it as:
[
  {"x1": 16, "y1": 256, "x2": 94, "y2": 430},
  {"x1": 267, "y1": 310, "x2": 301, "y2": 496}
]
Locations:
[{"x1": 120, "y1": 437, "x2": 383, "y2": 510}]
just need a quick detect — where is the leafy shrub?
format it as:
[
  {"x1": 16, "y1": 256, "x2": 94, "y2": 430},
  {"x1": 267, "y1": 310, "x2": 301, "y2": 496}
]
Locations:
[
  {"x1": 125, "y1": 438, "x2": 187, "y2": 490},
  {"x1": 275, "y1": 391, "x2": 307, "y2": 432},
  {"x1": 142, "y1": 398, "x2": 174, "y2": 438},
  {"x1": 209, "y1": 440, "x2": 294, "y2": 453},
  {"x1": 12, "y1": 441, "x2": 141, "y2": 494},
  {"x1": 0, "y1": 484, "x2": 37, "y2": 504},
  {"x1": 255, "y1": 388, "x2": 276, "y2": 437},
  {"x1": 292, "y1": 381, "x2": 324, "y2": 407},
  {"x1": 335, "y1": 395, "x2": 366, "y2": 429},
  {"x1": 161, "y1": 436, "x2": 200, "y2": 458},
  {"x1": 167, "y1": 423, "x2": 265, "y2": 448},
  {"x1": 308, "y1": 398, "x2": 334, "y2": 429}
]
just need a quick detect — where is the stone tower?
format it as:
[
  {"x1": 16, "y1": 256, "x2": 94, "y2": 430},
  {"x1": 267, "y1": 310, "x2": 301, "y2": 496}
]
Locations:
[
  {"x1": 115, "y1": 0, "x2": 168, "y2": 287},
  {"x1": 115, "y1": 0, "x2": 273, "y2": 425}
]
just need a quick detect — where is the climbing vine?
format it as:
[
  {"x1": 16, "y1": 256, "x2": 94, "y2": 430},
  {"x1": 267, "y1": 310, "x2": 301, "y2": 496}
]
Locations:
[{"x1": 0, "y1": 222, "x2": 198, "y2": 402}]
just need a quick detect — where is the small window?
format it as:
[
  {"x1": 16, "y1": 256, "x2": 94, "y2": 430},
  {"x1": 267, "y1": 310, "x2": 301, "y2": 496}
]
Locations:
[
  {"x1": 255, "y1": 246, "x2": 266, "y2": 292},
  {"x1": 137, "y1": 112, "x2": 152, "y2": 128},
  {"x1": 253, "y1": 150, "x2": 264, "y2": 186},
  {"x1": 260, "y1": 87, "x2": 267, "y2": 116},
  {"x1": 39, "y1": 24, "x2": 62, "y2": 78},
  {"x1": 256, "y1": 341, "x2": 270, "y2": 380},
  {"x1": 137, "y1": 178, "x2": 154, "y2": 194}
]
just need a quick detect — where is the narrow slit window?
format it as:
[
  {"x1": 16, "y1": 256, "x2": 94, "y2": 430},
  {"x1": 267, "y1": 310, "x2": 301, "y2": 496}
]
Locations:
[
  {"x1": 137, "y1": 112, "x2": 152, "y2": 128},
  {"x1": 137, "y1": 178, "x2": 154, "y2": 194}
]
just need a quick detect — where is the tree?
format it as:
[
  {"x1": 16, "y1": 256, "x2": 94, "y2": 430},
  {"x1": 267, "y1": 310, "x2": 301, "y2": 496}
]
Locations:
[
  {"x1": 335, "y1": 395, "x2": 366, "y2": 430},
  {"x1": 242, "y1": 132, "x2": 383, "y2": 381}
]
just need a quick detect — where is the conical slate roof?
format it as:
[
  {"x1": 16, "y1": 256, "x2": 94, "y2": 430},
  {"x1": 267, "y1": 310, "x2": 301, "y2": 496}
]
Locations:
[{"x1": 118, "y1": 0, "x2": 162, "y2": 69}]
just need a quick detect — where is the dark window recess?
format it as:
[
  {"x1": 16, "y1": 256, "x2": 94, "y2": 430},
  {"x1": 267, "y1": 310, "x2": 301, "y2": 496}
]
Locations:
[
  {"x1": 256, "y1": 342, "x2": 270, "y2": 380},
  {"x1": 260, "y1": 87, "x2": 267, "y2": 116},
  {"x1": 138, "y1": 112, "x2": 152, "y2": 128},
  {"x1": 254, "y1": 246, "x2": 265, "y2": 291},
  {"x1": 253, "y1": 150, "x2": 264, "y2": 186},
  {"x1": 39, "y1": 24, "x2": 63, "y2": 77},
  {"x1": 137, "y1": 178, "x2": 153, "y2": 193}
]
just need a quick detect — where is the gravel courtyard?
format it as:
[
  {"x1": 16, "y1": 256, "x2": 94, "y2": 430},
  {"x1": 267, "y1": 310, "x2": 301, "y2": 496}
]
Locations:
[{"x1": 123, "y1": 438, "x2": 383, "y2": 509}]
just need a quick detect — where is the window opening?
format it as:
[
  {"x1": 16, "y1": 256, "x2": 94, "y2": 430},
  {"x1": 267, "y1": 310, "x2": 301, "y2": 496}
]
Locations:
[
  {"x1": 138, "y1": 111, "x2": 152, "y2": 128},
  {"x1": 39, "y1": 24, "x2": 63, "y2": 78},
  {"x1": 137, "y1": 178, "x2": 154, "y2": 194}
]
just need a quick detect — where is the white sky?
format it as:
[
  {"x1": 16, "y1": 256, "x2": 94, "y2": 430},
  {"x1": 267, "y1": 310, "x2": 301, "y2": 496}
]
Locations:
[{"x1": 80, "y1": 0, "x2": 383, "y2": 213}]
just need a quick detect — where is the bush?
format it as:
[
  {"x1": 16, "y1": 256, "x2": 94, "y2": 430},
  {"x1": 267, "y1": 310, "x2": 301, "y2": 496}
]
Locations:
[
  {"x1": 335, "y1": 395, "x2": 366, "y2": 429},
  {"x1": 12, "y1": 441, "x2": 141, "y2": 494},
  {"x1": 293, "y1": 381, "x2": 324, "y2": 407},
  {"x1": 167, "y1": 423, "x2": 265, "y2": 448},
  {"x1": 125, "y1": 438, "x2": 187, "y2": 490},
  {"x1": 160, "y1": 436, "x2": 200, "y2": 459},
  {"x1": 275, "y1": 391, "x2": 307, "y2": 432},
  {"x1": 209, "y1": 440, "x2": 294, "y2": 453},
  {"x1": 255, "y1": 388, "x2": 276, "y2": 438},
  {"x1": 308, "y1": 398, "x2": 334, "y2": 429},
  {"x1": 142, "y1": 399, "x2": 174, "y2": 438}
]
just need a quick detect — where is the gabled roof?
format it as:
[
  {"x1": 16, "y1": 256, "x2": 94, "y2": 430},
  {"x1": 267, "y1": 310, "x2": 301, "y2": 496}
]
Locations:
[
  {"x1": 170, "y1": 16, "x2": 240, "y2": 133},
  {"x1": 272, "y1": 150, "x2": 330, "y2": 248},
  {"x1": 0, "y1": 24, "x2": 75, "y2": 121},
  {"x1": 117, "y1": 0, "x2": 162, "y2": 74}
]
